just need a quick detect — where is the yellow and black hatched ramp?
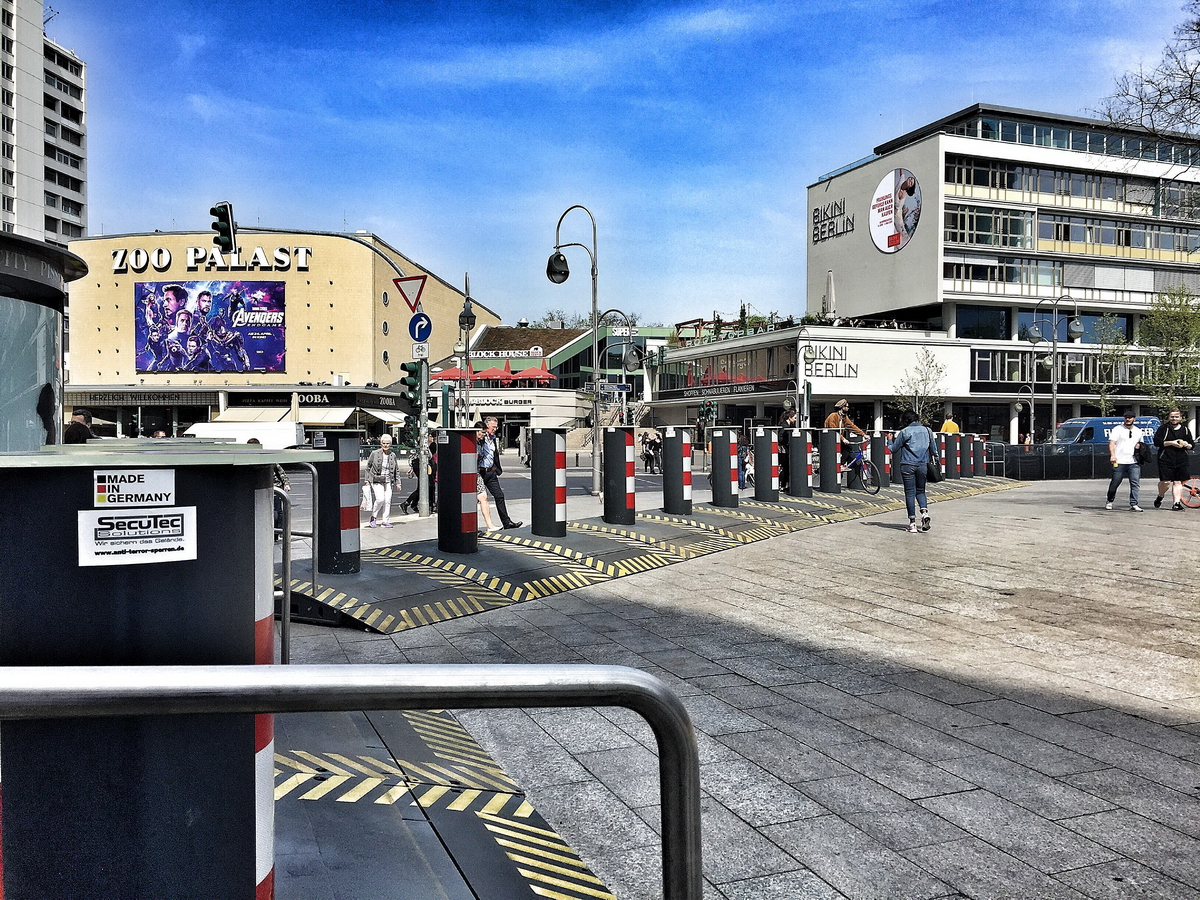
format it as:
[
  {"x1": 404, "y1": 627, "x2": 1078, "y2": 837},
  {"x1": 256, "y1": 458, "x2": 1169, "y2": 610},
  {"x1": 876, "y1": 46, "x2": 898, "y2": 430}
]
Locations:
[
  {"x1": 274, "y1": 708, "x2": 613, "y2": 900},
  {"x1": 284, "y1": 478, "x2": 1023, "y2": 634}
]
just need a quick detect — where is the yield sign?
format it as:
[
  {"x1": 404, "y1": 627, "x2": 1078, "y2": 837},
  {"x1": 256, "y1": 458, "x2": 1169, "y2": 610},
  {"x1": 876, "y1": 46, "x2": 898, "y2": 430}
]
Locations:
[{"x1": 392, "y1": 275, "x2": 427, "y2": 312}]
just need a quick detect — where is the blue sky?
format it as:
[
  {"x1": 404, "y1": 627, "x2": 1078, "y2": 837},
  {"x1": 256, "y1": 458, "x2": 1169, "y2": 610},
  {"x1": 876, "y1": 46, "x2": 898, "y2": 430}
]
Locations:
[{"x1": 51, "y1": 0, "x2": 1185, "y2": 326}]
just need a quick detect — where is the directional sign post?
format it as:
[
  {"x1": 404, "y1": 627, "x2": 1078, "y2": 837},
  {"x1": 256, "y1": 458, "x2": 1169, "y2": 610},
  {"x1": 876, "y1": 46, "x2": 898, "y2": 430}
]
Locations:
[{"x1": 408, "y1": 313, "x2": 432, "y2": 343}]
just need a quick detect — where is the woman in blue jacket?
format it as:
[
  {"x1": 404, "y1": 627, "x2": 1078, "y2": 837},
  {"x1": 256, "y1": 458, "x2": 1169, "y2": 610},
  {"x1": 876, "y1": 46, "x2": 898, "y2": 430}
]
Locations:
[{"x1": 888, "y1": 410, "x2": 934, "y2": 533}]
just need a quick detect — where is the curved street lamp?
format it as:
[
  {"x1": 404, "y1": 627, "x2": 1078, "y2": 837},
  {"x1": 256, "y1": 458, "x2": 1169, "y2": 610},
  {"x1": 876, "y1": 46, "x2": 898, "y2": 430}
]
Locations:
[
  {"x1": 1025, "y1": 294, "x2": 1083, "y2": 444},
  {"x1": 795, "y1": 325, "x2": 815, "y2": 424},
  {"x1": 458, "y1": 275, "x2": 476, "y2": 428},
  {"x1": 547, "y1": 205, "x2": 601, "y2": 496}
]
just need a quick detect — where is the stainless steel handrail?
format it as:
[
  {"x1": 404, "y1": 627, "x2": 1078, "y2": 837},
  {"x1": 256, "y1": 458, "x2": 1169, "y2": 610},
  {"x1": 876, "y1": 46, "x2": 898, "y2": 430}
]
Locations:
[
  {"x1": 273, "y1": 487, "x2": 292, "y2": 664},
  {"x1": 282, "y1": 462, "x2": 320, "y2": 607},
  {"x1": 0, "y1": 664, "x2": 703, "y2": 900}
]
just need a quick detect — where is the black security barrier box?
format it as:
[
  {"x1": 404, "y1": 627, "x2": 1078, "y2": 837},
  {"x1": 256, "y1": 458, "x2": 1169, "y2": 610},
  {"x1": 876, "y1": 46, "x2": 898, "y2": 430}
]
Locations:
[
  {"x1": 786, "y1": 428, "x2": 813, "y2": 498},
  {"x1": 869, "y1": 433, "x2": 891, "y2": 488},
  {"x1": 661, "y1": 426, "x2": 693, "y2": 515},
  {"x1": 0, "y1": 442, "x2": 329, "y2": 900},
  {"x1": 531, "y1": 427, "x2": 567, "y2": 538},
  {"x1": 944, "y1": 433, "x2": 962, "y2": 479},
  {"x1": 753, "y1": 427, "x2": 780, "y2": 502},
  {"x1": 312, "y1": 428, "x2": 364, "y2": 574},
  {"x1": 709, "y1": 428, "x2": 739, "y2": 508},
  {"x1": 437, "y1": 428, "x2": 479, "y2": 554},
  {"x1": 602, "y1": 426, "x2": 636, "y2": 525},
  {"x1": 818, "y1": 429, "x2": 841, "y2": 493}
]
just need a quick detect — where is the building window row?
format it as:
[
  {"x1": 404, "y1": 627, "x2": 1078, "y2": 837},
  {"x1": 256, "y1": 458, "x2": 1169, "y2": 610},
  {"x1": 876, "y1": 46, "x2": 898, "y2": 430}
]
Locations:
[
  {"x1": 971, "y1": 347, "x2": 1144, "y2": 387},
  {"x1": 945, "y1": 154, "x2": 1155, "y2": 209},
  {"x1": 1, "y1": 10, "x2": 11, "y2": 28},
  {"x1": 1038, "y1": 213, "x2": 1200, "y2": 253},
  {"x1": 44, "y1": 94, "x2": 83, "y2": 124},
  {"x1": 957, "y1": 304, "x2": 1133, "y2": 344},
  {"x1": 44, "y1": 215, "x2": 82, "y2": 238},
  {"x1": 43, "y1": 70, "x2": 81, "y2": 100},
  {"x1": 2, "y1": 36, "x2": 12, "y2": 55},
  {"x1": 43, "y1": 46, "x2": 82, "y2": 77},
  {"x1": 45, "y1": 141, "x2": 81, "y2": 169},
  {"x1": 45, "y1": 165, "x2": 82, "y2": 193},
  {"x1": 945, "y1": 204, "x2": 1035, "y2": 249},
  {"x1": 943, "y1": 256, "x2": 1062, "y2": 289},
  {"x1": 946, "y1": 114, "x2": 1200, "y2": 166},
  {"x1": 45, "y1": 119, "x2": 83, "y2": 146}
]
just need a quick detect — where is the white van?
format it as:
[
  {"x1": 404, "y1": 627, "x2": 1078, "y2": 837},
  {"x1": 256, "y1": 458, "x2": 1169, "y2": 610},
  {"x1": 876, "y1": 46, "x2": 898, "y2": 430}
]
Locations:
[
  {"x1": 1054, "y1": 416, "x2": 1160, "y2": 446},
  {"x1": 183, "y1": 421, "x2": 306, "y2": 450}
]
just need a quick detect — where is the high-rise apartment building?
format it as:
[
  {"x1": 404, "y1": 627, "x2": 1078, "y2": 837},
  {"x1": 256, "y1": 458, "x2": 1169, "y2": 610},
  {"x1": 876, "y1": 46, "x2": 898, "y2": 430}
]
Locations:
[{"x1": 1, "y1": 0, "x2": 85, "y2": 247}]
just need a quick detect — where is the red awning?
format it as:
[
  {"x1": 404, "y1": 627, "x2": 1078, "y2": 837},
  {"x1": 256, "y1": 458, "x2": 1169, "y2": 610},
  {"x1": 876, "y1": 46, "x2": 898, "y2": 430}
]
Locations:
[
  {"x1": 512, "y1": 366, "x2": 557, "y2": 382},
  {"x1": 471, "y1": 366, "x2": 513, "y2": 382}
]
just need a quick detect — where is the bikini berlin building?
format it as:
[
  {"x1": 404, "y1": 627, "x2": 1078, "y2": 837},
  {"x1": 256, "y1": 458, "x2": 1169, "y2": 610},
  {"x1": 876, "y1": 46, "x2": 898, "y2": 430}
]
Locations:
[{"x1": 650, "y1": 104, "x2": 1200, "y2": 440}]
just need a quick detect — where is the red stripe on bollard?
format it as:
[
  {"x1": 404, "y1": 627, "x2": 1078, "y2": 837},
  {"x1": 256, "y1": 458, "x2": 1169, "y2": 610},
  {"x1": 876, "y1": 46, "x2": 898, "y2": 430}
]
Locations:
[
  {"x1": 256, "y1": 869, "x2": 275, "y2": 900},
  {"x1": 255, "y1": 713, "x2": 274, "y2": 754},
  {"x1": 255, "y1": 615, "x2": 274, "y2": 665},
  {"x1": 339, "y1": 505, "x2": 358, "y2": 530},
  {"x1": 338, "y1": 460, "x2": 358, "y2": 483},
  {"x1": 555, "y1": 486, "x2": 567, "y2": 503}
]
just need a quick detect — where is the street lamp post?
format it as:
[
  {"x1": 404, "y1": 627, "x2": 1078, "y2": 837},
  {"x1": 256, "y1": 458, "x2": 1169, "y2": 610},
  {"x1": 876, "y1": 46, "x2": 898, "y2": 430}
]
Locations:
[
  {"x1": 459, "y1": 276, "x2": 476, "y2": 429},
  {"x1": 547, "y1": 205, "x2": 601, "y2": 496},
  {"x1": 795, "y1": 325, "x2": 815, "y2": 425},
  {"x1": 1025, "y1": 294, "x2": 1083, "y2": 444},
  {"x1": 1015, "y1": 383, "x2": 1034, "y2": 444}
]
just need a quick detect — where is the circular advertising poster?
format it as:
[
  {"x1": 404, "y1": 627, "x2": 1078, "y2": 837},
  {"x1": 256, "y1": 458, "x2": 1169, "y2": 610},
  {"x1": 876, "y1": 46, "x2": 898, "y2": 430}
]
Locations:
[{"x1": 869, "y1": 168, "x2": 921, "y2": 253}]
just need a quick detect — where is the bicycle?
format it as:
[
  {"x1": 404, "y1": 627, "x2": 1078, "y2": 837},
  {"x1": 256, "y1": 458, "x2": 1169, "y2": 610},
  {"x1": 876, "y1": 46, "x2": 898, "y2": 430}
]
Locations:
[
  {"x1": 1182, "y1": 476, "x2": 1200, "y2": 507},
  {"x1": 844, "y1": 438, "x2": 881, "y2": 494}
]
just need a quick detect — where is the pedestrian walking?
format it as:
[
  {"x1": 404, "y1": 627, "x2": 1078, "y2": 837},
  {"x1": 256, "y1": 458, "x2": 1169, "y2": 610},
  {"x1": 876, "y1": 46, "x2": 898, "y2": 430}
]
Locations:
[
  {"x1": 1106, "y1": 409, "x2": 1147, "y2": 511},
  {"x1": 1152, "y1": 408, "x2": 1194, "y2": 510},
  {"x1": 398, "y1": 435, "x2": 436, "y2": 515},
  {"x1": 778, "y1": 410, "x2": 797, "y2": 491},
  {"x1": 887, "y1": 409, "x2": 934, "y2": 533},
  {"x1": 365, "y1": 434, "x2": 402, "y2": 527},
  {"x1": 477, "y1": 417, "x2": 521, "y2": 529}
]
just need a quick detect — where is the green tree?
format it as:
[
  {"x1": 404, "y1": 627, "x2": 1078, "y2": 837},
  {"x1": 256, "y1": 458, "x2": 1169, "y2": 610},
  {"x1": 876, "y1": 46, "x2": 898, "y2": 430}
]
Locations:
[
  {"x1": 1092, "y1": 314, "x2": 1131, "y2": 415},
  {"x1": 1137, "y1": 285, "x2": 1200, "y2": 413},
  {"x1": 892, "y1": 347, "x2": 946, "y2": 424},
  {"x1": 529, "y1": 308, "x2": 657, "y2": 328}
]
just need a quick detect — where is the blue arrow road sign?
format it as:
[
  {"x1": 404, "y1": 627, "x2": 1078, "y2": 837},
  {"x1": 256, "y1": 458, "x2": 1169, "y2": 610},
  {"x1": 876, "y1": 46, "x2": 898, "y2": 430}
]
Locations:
[{"x1": 408, "y1": 313, "x2": 432, "y2": 342}]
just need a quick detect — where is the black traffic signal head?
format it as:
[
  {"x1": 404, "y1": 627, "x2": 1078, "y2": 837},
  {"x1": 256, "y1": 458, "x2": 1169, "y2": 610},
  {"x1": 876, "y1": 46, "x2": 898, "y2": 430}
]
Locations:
[
  {"x1": 210, "y1": 201, "x2": 237, "y2": 255},
  {"x1": 398, "y1": 361, "x2": 422, "y2": 405}
]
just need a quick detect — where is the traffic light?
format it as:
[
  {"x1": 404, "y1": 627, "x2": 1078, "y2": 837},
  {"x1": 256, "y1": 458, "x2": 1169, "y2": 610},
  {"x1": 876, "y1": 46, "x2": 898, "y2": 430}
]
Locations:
[
  {"x1": 398, "y1": 361, "x2": 421, "y2": 406},
  {"x1": 702, "y1": 399, "x2": 715, "y2": 420},
  {"x1": 210, "y1": 201, "x2": 237, "y2": 255}
]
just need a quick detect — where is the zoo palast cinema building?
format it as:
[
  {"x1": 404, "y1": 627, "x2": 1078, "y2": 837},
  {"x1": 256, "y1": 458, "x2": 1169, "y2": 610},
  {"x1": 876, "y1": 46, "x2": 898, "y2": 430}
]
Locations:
[
  {"x1": 64, "y1": 229, "x2": 499, "y2": 438},
  {"x1": 650, "y1": 104, "x2": 1200, "y2": 440}
]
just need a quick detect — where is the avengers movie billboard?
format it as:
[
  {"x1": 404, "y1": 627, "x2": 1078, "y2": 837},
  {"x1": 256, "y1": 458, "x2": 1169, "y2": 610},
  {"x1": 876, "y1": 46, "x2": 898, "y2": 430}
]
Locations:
[{"x1": 134, "y1": 281, "x2": 286, "y2": 373}]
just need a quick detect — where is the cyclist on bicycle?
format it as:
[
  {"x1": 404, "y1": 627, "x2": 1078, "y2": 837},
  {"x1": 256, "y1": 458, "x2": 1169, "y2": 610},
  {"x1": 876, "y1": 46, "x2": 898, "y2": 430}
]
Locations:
[{"x1": 823, "y1": 399, "x2": 867, "y2": 465}]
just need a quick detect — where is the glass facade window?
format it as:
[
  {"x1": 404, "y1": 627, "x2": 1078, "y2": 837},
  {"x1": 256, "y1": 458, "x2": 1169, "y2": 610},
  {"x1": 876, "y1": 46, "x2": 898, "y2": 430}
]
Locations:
[
  {"x1": 956, "y1": 305, "x2": 1010, "y2": 340},
  {"x1": 944, "y1": 114, "x2": 1200, "y2": 168},
  {"x1": 1038, "y1": 213, "x2": 1200, "y2": 254},
  {"x1": 1076, "y1": 313, "x2": 1131, "y2": 344},
  {"x1": 945, "y1": 204, "x2": 1034, "y2": 248},
  {"x1": 943, "y1": 257, "x2": 1061, "y2": 289},
  {"x1": 945, "y1": 155, "x2": 1153, "y2": 211}
]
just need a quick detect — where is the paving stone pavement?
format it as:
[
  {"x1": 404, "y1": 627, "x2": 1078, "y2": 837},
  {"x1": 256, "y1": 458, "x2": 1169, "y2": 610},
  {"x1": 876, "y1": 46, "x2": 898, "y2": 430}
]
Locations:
[{"x1": 290, "y1": 480, "x2": 1200, "y2": 900}]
